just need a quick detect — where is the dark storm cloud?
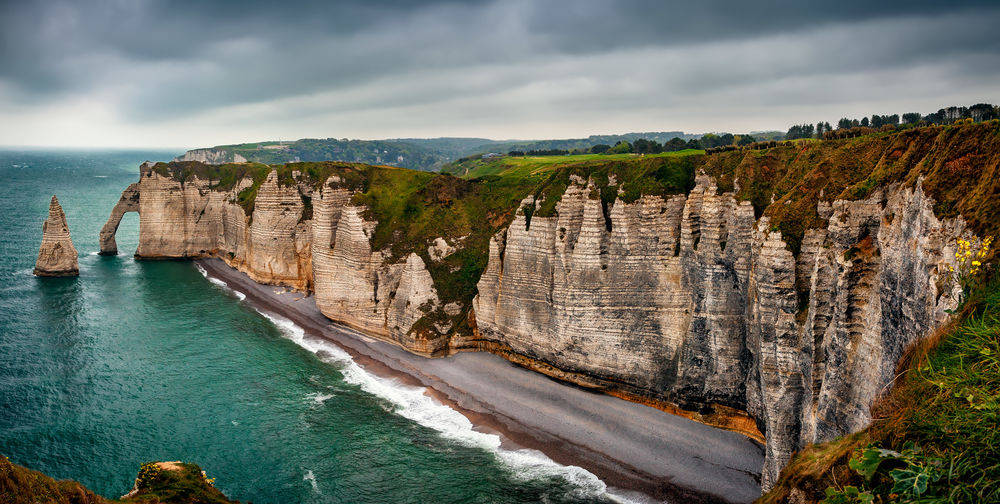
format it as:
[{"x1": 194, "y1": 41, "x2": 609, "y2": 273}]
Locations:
[{"x1": 1, "y1": 0, "x2": 998, "y2": 146}]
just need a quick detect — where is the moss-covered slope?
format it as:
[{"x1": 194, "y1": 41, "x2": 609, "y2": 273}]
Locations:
[{"x1": 0, "y1": 457, "x2": 237, "y2": 504}]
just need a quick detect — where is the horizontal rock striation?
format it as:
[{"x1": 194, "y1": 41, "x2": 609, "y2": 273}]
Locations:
[
  {"x1": 103, "y1": 144, "x2": 977, "y2": 493},
  {"x1": 103, "y1": 163, "x2": 446, "y2": 354},
  {"x1": 173, "y1": 148, "x2": 247, "y2": 164},
  {"x1": 34, "y1": 195, "x2": 79, "y2": 277},
  {"x1": 473, "y1": 175, "x2": 965, "y2": 489}
]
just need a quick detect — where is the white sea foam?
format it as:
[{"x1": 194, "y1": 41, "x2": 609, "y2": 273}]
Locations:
[
  {"x1": 306, "y1": 392, "x2": 336, "y2": 405},
  {"x1": 303, "y1": 470, "x2": 319, "y2": 494},
  {"x1": 256, "y1": 309, "x2": 635, "y2": 503},
  {"x1": 196, "y1": 264, "x2": 246, "y2": 300}
]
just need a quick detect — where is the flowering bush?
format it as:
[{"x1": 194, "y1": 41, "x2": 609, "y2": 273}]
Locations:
[{"x1": 943, "y1": 235, "x2": 992, "y2": 306}]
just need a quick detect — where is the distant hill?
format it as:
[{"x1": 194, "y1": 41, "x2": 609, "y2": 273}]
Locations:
[
  {"x1": 174, "y1": 132, "x2": 701, "y2": 171},
  {"x1": 175, "y1": 138, "x2": 452, "y2": 171}
]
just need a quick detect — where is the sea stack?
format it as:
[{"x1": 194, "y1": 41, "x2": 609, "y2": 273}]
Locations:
[{"x1": 34, "y1": 195, "x2": 79, "y2": 277}]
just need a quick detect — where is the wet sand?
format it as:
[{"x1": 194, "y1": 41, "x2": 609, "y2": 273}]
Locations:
[{"x1": 197, "y1": 258, "x2": 764, "y2": 503}]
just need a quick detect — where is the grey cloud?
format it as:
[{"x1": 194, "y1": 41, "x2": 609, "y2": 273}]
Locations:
[{"x1": 0, "y1": 0, "x2": 998, "y2": 145}]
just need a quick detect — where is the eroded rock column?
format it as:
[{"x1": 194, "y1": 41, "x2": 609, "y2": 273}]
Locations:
[{"x1": 34, "y1": 195, "x2": 79, "y2": 277}]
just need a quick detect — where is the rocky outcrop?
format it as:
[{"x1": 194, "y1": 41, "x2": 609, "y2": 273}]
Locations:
[
  {"x1": 473, "y1": 175, "x2": 964, "y2": 489},
  {"x1": 173, "y1": 149, "x2": 247, "y2": 164},
  {"x1": 103, "y1": 164, "x2": 448, "y2": 354},
  {"x1": 99, "y1": 181, "x2": 140, "y2": 255},
  {"x1": 34, "y1": 195, "x2": 79, "y2": 277}
]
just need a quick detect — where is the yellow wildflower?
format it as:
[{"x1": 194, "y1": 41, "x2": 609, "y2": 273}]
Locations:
[{"x1": 973, "y1": 260, "x2": 982, "y2": 267}]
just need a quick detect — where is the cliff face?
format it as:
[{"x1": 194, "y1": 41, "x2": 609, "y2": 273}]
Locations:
[
  {"x1": 311, "y1": 185, "x2": 445, "y2": 352},
  {"x1": 473, "y1": 175, "x2": 964, "y2": 488},
  {"x1": 173, "y1": 149, "x2": 247, "y2": 164},
  {"x1": 34, "y1": 195, "x2": 79, "y2": 277},
  {"x1": 103, "y1": 163, "x2": 448, "y2": 354},
  {"x1": 102, "y1": 123, "x2": 997, "y2": 493}
]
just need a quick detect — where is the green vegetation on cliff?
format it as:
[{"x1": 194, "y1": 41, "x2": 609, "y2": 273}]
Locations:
[
  {"x1": 702, "y1": 120, "x2": 1000, "y2": 254},
  {"x1": 153, "y1": 122, "x2": 1000, "y2": 340},
  {"x1": 0, "y1": 457, "x2": 238, "y2": 504},
  {"x1": 759, "y1": 271, "x2": 1000, "y2": 503}
]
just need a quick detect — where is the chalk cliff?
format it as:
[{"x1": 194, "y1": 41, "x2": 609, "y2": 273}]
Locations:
[
  {"x1": 173, "y1": 148, "x2": 247, "y2": 164},
  {"x1": 34, "y1": 195, "x2": 79, "y2": 277},
  {"x1": 101, "y1": 123, "x2": 999, "y2": 494},
  {"x1": 101, "y1": 162, "x2": 449, "y2": 353},
  {"x1": 471, "y1": 175, "x2": 963, "y2": 488}
]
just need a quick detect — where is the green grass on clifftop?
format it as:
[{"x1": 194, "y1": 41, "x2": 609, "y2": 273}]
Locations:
[{"x1": 702, "y1": 121, "x2": 1000, "y2": 255}]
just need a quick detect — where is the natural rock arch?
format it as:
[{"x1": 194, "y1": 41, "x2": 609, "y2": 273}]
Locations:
[{"x1": 99, "y1": 182, "x2": 140, "y2": 255}]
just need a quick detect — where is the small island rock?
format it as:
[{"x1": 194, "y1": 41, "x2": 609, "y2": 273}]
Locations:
[{"x1": 34, "y1": 195, "x2": 79, "y2": 277}]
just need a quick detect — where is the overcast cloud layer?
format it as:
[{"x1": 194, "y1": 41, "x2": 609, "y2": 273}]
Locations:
[{"x1": 1, "y1": 0, "x2": 999, "y2": 148}]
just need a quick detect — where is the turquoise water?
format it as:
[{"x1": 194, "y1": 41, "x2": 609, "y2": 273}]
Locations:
[{"x1": 0, "y1": 151, "x2": 620, "y2": 503}]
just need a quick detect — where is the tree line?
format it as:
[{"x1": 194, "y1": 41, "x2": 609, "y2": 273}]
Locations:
[
  {"x1": 786, "y1": 103, "x2": 998, "y2": 140},
  {"x1": 499, "y1": 102, "x2": 1000, "y2": 160}
]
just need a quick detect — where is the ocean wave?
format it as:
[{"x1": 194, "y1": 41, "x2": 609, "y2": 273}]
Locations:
[
  {"x1": 256, "y1": 309, "x2": 635, "y2": 503},
  {"x1": 306, "y1": 392, "x2": 336, "y2": 405},
  {"x1": 195, "y1": 264, "x2": 246, "y2": 300}
]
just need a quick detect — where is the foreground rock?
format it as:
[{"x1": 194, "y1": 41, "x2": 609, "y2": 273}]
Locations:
[
  {"x1": 34, "y1": 195, "x2": 79, "y2": 277},
  {"x1": 0, "y1": 456, "x2": 237, "y2": 504}
]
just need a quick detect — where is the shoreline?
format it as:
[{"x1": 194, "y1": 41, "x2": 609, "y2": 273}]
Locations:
[{"x1": 196, "y1": 258, "x2": 764, "y2": 504}]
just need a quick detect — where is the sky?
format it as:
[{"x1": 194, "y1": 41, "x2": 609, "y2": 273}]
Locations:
[{"x1": 1, "y1": 0, "x2": 999, "y2": 149}]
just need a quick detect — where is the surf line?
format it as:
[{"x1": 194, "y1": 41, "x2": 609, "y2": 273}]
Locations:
[{"x1": 194, "y1": 262, "x2": 636, "y2": 503}]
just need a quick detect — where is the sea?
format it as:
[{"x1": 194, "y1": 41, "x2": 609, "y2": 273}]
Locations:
[{"x1": 0, "y1": 150, "x2": 625, "y2": 504}]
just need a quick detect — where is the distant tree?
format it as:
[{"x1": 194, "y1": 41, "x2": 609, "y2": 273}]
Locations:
[
  {"x1": 663, "y1": 137, "x2": 688, "y2": 152},
  {"x1": 686, "y1": 139, "x2": 704, "y2": 150},
  {"x1": 860, "y1": 117, "x2": 870, "y2": 127},
  {"x1": 837, "y1": 118, "x2": 852, "y2": 130},
  {"x1": 590, "y1": 144, "x2": 611, "y2": 154},
  {"x1": 609, "y1": 141, "x2": 632, "y2": 154},
  {"x1": 736, "y1": 135, "x2": 756, "y2": 146},
  {"x1": 902, "y1": 112, "x2": 921, "y2": 124},
  {"x1": 526, "y1": 149, "x2": 569, "y2": 156},
  {"x1": 632, "y1": 138, "x2": 663, "y2": 154},
  {"x1": 815, "y1": 122, "x2": 826, "y2": 139},
  {"x1": 508, "y1": 150, "x2": 525, "y2": 157},
  {"x1": 785, "y1": 123, "x2": 815, "y2": 140},
  {"x1": 969, "y1": 103, "x2": 998, "y2": 121},
  {"x1": 700, "y1": 133, "x2": 719, "y2": 148}
]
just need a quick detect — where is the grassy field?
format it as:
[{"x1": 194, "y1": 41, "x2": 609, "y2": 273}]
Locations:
[{"x1": 443, "y1": 149, "x2": 704, "y2": 180}]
